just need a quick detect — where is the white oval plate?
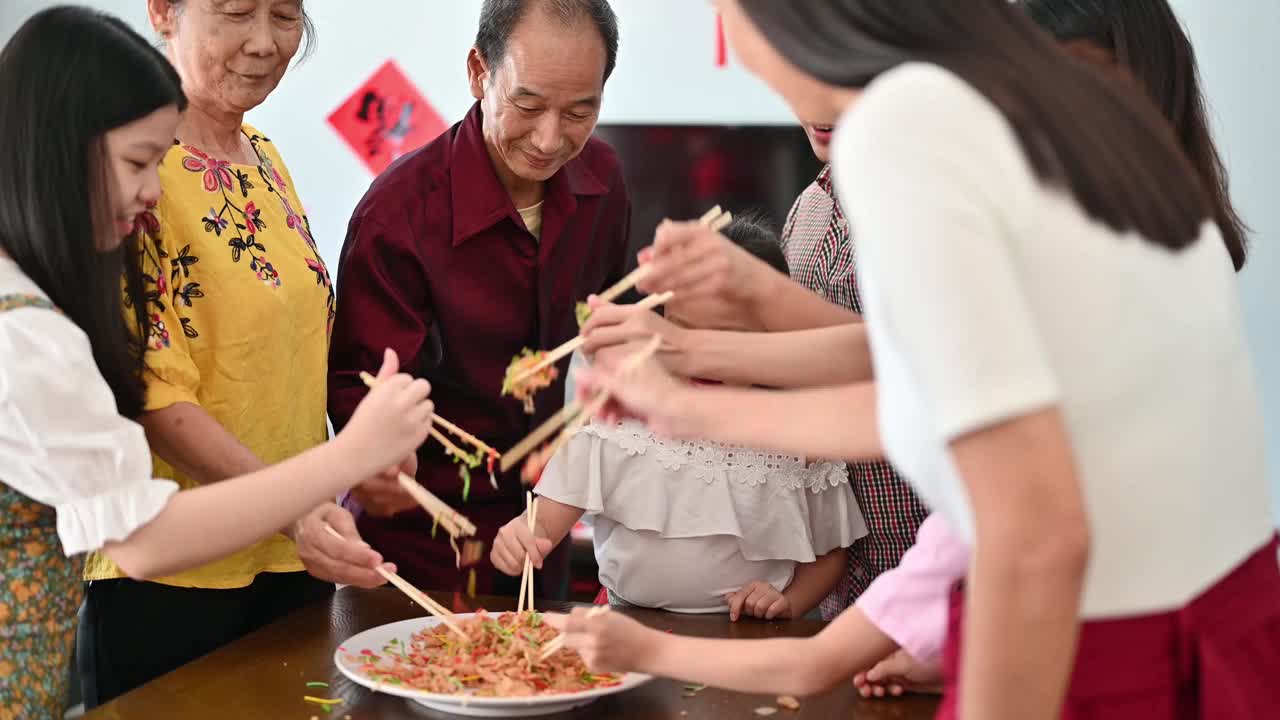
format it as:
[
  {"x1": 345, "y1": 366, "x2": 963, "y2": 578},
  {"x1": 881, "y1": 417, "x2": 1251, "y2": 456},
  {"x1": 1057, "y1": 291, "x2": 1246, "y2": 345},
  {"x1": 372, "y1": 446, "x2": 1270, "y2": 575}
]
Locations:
[{"x1": 335, "y1": 614, "x2": 652, "y2": 717}]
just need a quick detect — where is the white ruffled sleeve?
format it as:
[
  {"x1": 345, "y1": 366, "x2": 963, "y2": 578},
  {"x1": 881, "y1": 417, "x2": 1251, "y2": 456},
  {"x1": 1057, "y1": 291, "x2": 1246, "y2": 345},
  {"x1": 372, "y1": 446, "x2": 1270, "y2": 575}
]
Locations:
[
  {"x1": 537, "y1": 420, "x2": 868, "y2": 562},
  {"x1": 0, "y1": 308, "x2": 178, "y2": 556}
]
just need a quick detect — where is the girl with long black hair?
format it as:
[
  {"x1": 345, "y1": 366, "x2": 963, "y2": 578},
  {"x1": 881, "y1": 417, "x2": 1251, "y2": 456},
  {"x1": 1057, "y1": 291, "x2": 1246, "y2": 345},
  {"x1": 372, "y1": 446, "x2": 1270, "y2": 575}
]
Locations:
[{"x1": 0, "y1": 8, "x2": 431, "y2": 716}]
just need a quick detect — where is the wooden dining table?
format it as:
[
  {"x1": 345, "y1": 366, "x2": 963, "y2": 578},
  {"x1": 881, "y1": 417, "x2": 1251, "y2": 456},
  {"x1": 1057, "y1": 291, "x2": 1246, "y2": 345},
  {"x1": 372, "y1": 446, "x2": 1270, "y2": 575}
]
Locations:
[{"x1": 86, "y1": 587, "x2": 940, "y2": 719}]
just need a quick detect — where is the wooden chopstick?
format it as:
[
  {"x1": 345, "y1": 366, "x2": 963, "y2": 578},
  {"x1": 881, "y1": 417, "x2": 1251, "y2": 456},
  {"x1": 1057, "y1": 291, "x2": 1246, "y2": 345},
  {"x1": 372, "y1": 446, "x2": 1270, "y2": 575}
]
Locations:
[
  {"x1": 517, "y1": 492, "x2": 533, "y2": 614},
  {"x1": 697, "y1": 205, "x2": 724, "y2": 224},
  {"x1": 506, "y1": 290, "x2": 675, "y2": 390},
  {"x1": 499, "y1": 335, "x2": 663, "y2": 471},
  {"x1": 538, "y1": 606, "x2": 611, "y2": 660},
  {"x1": 432, "y1": 415, "x2": 499, "y2": 457},
  {"x1": 500, "y1": 404, "x2": 579, "y2": 473},
  {"x1": 592, "y1": 206, "x2": 727, "y2": 305},
  {"x1": 359, "y1": 371, "x2": 497, "y2": 458},
  {"x1": 429, "y1": 427, "x2": 470, "y2": 463},
  {"x1": 396, "y1": 473, "x2": 477, "y2": 536},
  {"x1": 322, "y1": 524, "x2": 467, "y2": 639},
  {"x1": 527, "y1": 498, "x2": 539, "y2": 612}
]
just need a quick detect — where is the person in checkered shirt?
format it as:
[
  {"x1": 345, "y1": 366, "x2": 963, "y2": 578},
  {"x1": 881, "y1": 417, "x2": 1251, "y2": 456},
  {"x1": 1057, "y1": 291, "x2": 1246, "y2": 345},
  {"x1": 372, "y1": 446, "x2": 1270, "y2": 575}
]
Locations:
[{"x1": 780, "y1": 123, "x2": 930, "y2": 621}]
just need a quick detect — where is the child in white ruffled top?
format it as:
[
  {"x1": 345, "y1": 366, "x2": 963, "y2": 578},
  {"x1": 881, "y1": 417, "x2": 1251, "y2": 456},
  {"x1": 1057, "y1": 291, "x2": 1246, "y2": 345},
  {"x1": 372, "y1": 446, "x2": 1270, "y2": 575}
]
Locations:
[{"x1": 492, "y1": 213, "x2": 867, "y2": 620}]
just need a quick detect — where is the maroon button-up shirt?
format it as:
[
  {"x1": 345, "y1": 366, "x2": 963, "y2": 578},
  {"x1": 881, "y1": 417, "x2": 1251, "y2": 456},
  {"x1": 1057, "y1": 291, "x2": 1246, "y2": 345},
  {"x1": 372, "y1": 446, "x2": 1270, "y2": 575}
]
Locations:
[{"x1": 328, "y1": 102, "x2": 631, "y2": 594}]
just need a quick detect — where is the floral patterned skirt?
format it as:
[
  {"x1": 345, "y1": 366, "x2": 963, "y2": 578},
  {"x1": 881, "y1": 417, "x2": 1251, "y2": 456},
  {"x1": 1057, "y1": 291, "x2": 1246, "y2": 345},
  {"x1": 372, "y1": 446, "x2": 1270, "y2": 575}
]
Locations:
[{"x1": 0, "y1": 482, "x2": 83, "y2": 720}]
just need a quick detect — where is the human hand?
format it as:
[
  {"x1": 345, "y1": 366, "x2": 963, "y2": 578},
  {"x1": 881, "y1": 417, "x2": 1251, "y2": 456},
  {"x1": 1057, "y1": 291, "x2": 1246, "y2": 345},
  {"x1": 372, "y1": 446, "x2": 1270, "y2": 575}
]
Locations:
[
  {"x1": 293, "y1": 502, "x2": 393, "y2": 589},
  {"x1": 573, "y1": 355, "x2": 696, "y2": 438},
  {"x1": 580, "y1": 297, "x2": 692, "y2": 376},
  {"x1": 635, "y1": 219, "x2": 768, "y2": 309},
  {"x1": 350, "y1": 454, "x2": 419, "y2": 517},
  {"x1": 336, "y1": 349, "x2": 434, "y2": 477},
  {"x1": 853, "y1": 649, "x2": 944, "y2": 698},
  {"x1": 490, "y1": 512, "x2": 554, "y2": 576},
  {"x1": 726, "y1": 580, "x2": 791, "y2": 621},
  {"x1": 542, "y1": 607, "x2": 657, "y2": 674}
]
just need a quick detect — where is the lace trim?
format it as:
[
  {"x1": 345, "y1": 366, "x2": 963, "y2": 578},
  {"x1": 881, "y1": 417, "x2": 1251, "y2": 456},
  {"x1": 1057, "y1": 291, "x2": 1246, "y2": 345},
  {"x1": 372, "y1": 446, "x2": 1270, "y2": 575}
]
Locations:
[{"x1": 581, "y1": 421, "x2": 848, "y2": 492}]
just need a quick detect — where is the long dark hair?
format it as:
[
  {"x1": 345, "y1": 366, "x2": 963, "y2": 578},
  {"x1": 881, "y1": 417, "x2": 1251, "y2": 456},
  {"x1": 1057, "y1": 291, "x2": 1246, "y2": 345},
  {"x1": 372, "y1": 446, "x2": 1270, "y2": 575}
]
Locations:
[
  {"x1": 0, "y1": 7, "x2": 186, "y2": 417},
  {"x1": 738, "y1": 1, "x2": 1215, "y2": 263},
  {"x1": 1022, "y1": 0, "x2": 1248, "y2": 271}
]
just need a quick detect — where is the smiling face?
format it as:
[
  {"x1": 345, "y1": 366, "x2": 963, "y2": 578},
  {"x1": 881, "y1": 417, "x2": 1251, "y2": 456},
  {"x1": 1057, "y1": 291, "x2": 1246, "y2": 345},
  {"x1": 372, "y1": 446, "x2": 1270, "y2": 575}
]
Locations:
[
  {"x1": 467, "y1": 6, "x2": 607, "y2": 199},
  {"x1": 715, "y1": 0, "x2": 860, "y2": 160},
  {"x1": 97, "y1": 104, "x2": 182, "y2": 250},
  {"x1": 149, "y1": 0, "x2": 304, "y2": 116}
]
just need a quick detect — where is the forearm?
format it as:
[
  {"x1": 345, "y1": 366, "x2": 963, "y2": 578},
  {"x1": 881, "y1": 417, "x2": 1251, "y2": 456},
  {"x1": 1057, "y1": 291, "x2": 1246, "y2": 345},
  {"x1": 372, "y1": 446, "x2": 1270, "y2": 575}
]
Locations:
[
  {"x1": 962, "y1": 535, "x2": 1085, "y2": 718},
  {"x1": 636, "y1": 606, "x2": 896, "y2": 696},
  {"x1": 784, "y1": 548, "x2": 848, "y2": 618},
  {"x1": 676, "y1": 382, "x2": 882, "y2": 461},
  {"x1": 748, "y1": 269, "x2": 860, "y2": 332},
  {"x1": 954, "y1": 410, "x2": 1090, "y2": 718},
  {"x1": 140, "y1": 402, "x2": 265, "y2": 483},
  {"x1": 683, "y1": 324, "x2": 872, "y2": 388},
  {"x1": 532, "y1": 496, "x2": 586, "y2": 547},
  {"x1": 104, "y1": 437, "x2": 375, "y2": 580}
]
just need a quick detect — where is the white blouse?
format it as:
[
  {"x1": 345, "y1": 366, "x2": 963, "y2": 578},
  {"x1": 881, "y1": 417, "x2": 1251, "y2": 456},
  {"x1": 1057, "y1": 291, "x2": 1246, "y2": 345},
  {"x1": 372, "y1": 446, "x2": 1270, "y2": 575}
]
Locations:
[
  {"x1": 832, "y1": 63, "x2": 1275, "y2": 617},
  {"x1": 0, "y1": 257, "x2": 177, "y2": 556},
  {"x1": 536, "y1": 419, "x2": 867, "y2": 613}
]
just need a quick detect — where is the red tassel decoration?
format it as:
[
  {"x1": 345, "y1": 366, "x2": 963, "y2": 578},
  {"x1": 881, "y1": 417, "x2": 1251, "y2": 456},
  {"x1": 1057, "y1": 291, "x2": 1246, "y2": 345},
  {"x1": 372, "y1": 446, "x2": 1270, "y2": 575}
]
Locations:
[{"x1": 715, "y1": 14, "x2": 727, "y2": 68}]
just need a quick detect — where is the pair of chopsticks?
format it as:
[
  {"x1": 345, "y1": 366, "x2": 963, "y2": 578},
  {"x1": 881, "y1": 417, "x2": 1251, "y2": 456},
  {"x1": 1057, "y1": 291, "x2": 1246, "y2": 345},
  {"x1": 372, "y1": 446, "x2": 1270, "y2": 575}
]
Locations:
[
  {"x1": 505, "y1": 290, "x2": 674, "y2": 390},
  {"x1": 538, "y1": 606, "x2": 611, "y2": 661},
  {"x1": 359, "y1": 371, "x2": 501, "y2": 488},
  {"x1": 504, "y1": 204, "x2": 731, "y2": 392},
  {"x1": 500, "y1": 334, "x2": 664, "y2": 473},
  {"x1": 322, "y1": 523, "x2": 467, "y2": 639},
  {"x1": 516, "y1": 492, "x2": 539, "y2": 614},
  {"x1": 596, "y1": 205, "x2": 732, "y2": 303},
  {"x1": 393, "y1": 472, "x2": 477, "y2": 539}
]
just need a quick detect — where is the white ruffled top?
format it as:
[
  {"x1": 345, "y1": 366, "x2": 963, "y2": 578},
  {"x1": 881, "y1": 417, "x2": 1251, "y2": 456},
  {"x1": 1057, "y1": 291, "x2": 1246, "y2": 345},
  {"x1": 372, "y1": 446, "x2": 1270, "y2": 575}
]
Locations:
[
  {"x1": 0, "y1": 257, "x2": 178, "y2": 556},
  {"x1": 536, "y1": 419, "x2": 868, "y2": 613}
]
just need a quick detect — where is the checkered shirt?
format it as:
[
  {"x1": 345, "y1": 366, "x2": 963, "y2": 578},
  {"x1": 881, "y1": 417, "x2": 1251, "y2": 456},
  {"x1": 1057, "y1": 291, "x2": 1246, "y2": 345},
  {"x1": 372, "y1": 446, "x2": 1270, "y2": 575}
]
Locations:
[{"x1": 780, "y1": 166, "x2": 931, "y2": 621}]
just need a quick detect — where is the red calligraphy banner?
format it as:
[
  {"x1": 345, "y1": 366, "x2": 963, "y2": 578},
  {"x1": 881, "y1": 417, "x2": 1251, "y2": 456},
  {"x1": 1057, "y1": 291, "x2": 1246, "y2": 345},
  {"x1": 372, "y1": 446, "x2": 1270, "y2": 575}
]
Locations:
[{"x1": 328, "y1": 60, "x2": 447, "y2": 175}]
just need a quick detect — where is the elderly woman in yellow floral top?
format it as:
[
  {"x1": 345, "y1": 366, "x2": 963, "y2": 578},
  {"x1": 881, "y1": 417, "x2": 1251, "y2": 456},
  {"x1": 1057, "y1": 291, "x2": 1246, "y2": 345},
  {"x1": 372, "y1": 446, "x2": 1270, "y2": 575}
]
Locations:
[{"x1": 78, "y1": 0, "x2": 414, "y2": 707}]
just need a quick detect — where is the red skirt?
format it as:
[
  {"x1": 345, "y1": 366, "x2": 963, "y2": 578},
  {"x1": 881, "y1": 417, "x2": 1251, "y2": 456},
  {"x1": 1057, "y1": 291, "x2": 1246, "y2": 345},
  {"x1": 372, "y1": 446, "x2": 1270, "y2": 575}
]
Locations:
[{"x1": 936, "y1": 536, "x2": 1280, "y2": 719}]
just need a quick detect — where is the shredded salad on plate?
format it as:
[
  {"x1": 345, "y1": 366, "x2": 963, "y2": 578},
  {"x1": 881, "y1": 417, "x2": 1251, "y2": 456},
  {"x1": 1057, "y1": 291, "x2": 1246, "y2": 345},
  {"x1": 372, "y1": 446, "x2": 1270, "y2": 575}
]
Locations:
[{"x1": 348, "y1": 610, "x2": 621, "y2": 697}]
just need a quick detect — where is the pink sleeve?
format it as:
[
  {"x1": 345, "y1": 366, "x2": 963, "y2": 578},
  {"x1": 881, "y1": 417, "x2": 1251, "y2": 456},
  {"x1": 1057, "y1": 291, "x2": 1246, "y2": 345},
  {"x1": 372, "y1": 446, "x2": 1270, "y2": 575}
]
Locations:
[{"x1": 854, "y1": 512, "x2": 969, "y2": 662}]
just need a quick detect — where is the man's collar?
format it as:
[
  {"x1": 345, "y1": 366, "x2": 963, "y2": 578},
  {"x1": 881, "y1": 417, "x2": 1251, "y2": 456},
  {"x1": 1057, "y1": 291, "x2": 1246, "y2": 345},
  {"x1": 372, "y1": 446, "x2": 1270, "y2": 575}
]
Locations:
[{"x1": 450, "y1": 103, "x2": 608, "y2": 247}]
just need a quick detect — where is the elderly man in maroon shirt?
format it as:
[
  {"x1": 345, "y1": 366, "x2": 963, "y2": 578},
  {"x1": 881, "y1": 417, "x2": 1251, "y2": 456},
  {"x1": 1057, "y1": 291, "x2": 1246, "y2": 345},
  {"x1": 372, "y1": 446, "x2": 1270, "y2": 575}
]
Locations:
[{"x1": 314, "y1": 0, "x2": 629, "y2": 597}]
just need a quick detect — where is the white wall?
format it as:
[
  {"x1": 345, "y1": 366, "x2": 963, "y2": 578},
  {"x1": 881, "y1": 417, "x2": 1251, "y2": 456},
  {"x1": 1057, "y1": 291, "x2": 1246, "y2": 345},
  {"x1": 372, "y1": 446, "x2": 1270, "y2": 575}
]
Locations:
[
  {"x1": 1170, "y1": 1, "x2": 1280, "y2": 520},
  {"x1": 2, "y1": 1, "x2": 1277, "y2": 518},
  {"x1": 0, "y1": 1, "x2": 795, "y2": 264}
]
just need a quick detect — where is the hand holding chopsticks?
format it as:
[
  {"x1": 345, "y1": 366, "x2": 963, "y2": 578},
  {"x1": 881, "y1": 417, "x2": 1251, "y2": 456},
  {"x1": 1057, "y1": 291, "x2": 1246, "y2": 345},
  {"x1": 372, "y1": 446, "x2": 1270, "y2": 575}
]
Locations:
[
  {"x1": 322, "y1": 523, "x2": 467, "y2": 639},
  {"x1": 538, "y1": 606, "x2": 611, "y2": 661},
  {"x1": 360, "y1": 371, "x2": 502, "y2": 490},
  {"x1": 502, "y1": 206, "x2": 730, "y2": 402},
  {"x1": 505, "y1": 290, "x2": 674, "y2": 391},
  {"x1": 500, "y1": 334, "x2": 664, "y2": 474}
]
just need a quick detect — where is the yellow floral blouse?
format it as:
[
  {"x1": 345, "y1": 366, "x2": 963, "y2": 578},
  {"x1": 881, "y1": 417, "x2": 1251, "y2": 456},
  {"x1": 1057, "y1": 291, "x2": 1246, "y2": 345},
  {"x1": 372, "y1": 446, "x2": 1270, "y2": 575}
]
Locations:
[{"x1": 84, "y1": 125, "x2": 334, "y2": 589}]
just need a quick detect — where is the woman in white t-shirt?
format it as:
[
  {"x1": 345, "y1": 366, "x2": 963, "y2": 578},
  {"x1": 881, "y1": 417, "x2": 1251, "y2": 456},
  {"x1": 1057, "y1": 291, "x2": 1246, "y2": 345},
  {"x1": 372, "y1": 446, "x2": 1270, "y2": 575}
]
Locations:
[{"x1": 549, "y1": 1, "x2": 1280, "y2": 718}]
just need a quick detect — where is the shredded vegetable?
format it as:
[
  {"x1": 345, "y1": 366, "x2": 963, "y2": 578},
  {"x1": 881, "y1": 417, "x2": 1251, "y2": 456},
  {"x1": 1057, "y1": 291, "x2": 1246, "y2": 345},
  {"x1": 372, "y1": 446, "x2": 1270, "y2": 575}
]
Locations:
[
  {"x1": 501, "y1": 349, "x2": 559, "y2": 414},
  {"x1": 349, "y1": 611, "x2": 622, "y2": 697}
]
